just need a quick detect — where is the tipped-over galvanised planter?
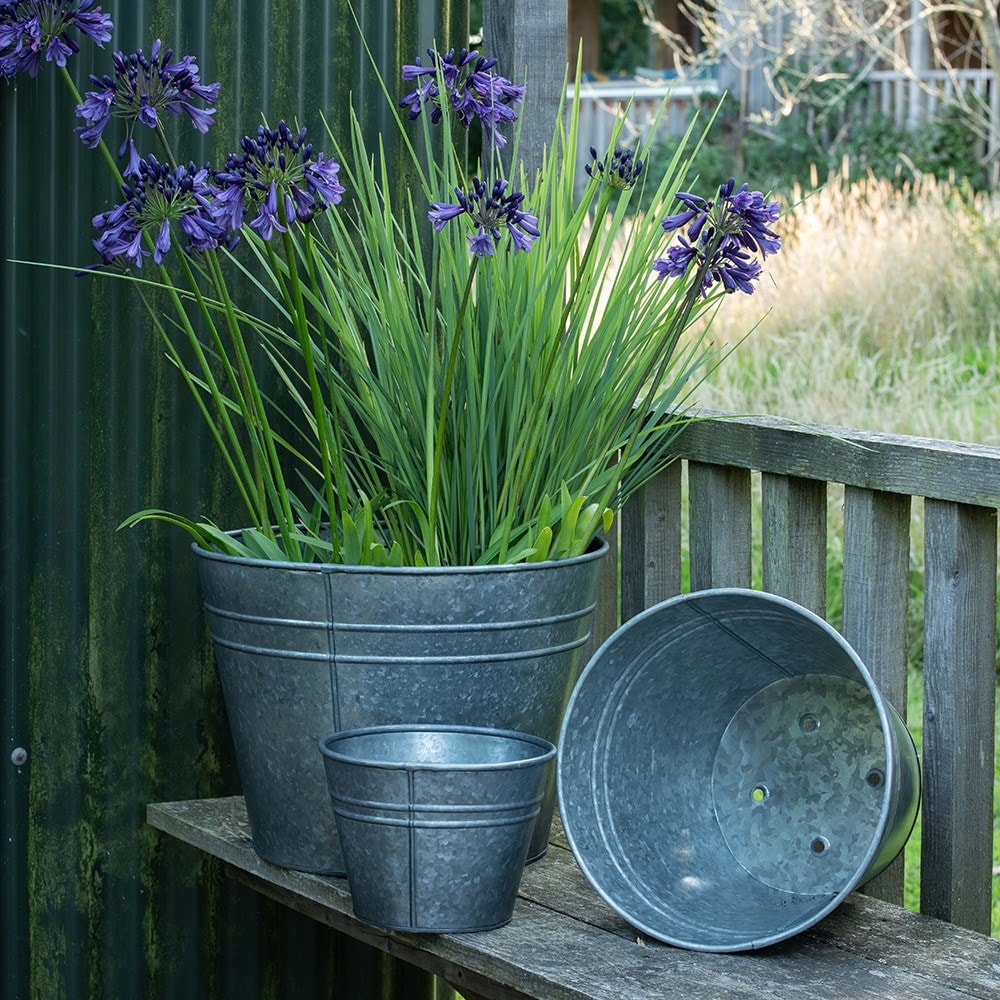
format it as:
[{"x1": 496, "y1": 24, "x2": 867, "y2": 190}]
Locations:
[
  {"x1": 320, "y1": 725, "x2": 555, "y2": 932},
  {"x1": 558, "y1": 588, "x2": 921, "y2": 952},
  {"x1": 195, "y1": 538, "x2": 605, "y2": 874}
]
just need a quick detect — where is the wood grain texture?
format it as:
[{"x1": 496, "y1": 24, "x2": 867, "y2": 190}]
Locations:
[
  {"x1": 483, "y1": 0, "x2": 568, "y2": 179},
  {"x1": 688, "y1": 462, "x2": 752, "y2": 590},
  {"x1": 583, "y1": 529, "x2": 619, "y2": 666},
  {"x1": 841, "y1": 487, "x2": 912, "y2": 715},
  {"x1": 920, "y1": 501, "x2": 998, "y2": 934},
  {"x1": 676, "y1": 412, "x2": 1000, "y2": 507},
  {"x1": 148, "y1": 797, "x2": 1000, "y2": 1000},
  {"x1": 841, "y1": 486, "x2": 912, "y2": 905},
  {"x1": 760, "y1": 473, "x2": 827, "y2": 615},
  {"x1": 620, "y1": 462, "x2": 682, "y2": 622}
]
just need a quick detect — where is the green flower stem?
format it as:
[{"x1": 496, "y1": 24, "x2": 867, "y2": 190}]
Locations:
[
  {"x1": 58, "y1": 64, "x2": 279, "y2": 544},
  {"x1": 200, "y1": 246, "x2": 299, "y2": 552},
  {"x1": 136, "y1": 287, "x2": 258, "y2": 520},
  {"x1": 279, "y1": 225, "x2": 345, "y2": 560},
  {"x1": 615, "y1": 235, "x2": 721, "y2": 441},
  {"x1": 425, "y1": 255, "x2": 479, "y2": 566},
  {"x1": 154, "y1": 121, "x2": 180, "y2": 170},
  {"x1": 58, "y1": 65, "x2": 122, "y2": 185},
  {"x1": 583, "y1": 240, "x2": 723, "y2": 545},
  {"x1": 152, "y1": 256, "x2": 269, "y2": 533}
]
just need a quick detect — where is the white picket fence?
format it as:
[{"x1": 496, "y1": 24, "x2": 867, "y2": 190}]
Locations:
[{"x1": 570, "y1": 66, "x2": 999, "y2": 173}]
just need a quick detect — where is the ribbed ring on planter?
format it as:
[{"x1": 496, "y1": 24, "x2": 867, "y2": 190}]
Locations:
[
  {"x1": 195, "y1": 537, "x2": 606, "y2": 874},
  {"x1": 320, "y1": 724, "x2": 555, "y2": 932},
  {"x1": 557, "y1": 588, "x2": 921, "y2": 952}
]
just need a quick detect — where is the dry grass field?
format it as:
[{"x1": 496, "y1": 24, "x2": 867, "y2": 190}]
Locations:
[{"x1": 694, "y1": 173, "x2": 1000, "y2": 445}]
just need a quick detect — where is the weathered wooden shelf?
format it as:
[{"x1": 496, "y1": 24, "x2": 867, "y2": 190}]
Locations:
[{"x1": 147, "y1": 796, "x2": 1000, "y2": 1000}]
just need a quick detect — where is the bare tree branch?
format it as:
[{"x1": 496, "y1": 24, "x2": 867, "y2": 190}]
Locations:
[{"x1": 641, "y1": 0, "x2": 999, "y2": 162}]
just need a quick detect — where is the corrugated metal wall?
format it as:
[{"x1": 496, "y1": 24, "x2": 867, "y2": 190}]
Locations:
[{"x1": 1, "y1": 2, "x2": 466, "y2": 998}]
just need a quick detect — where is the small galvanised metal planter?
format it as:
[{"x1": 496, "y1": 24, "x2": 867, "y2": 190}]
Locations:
[
  {"x1": 319, "y1": 725, "x2": 555, "y2": 932},
  {"x1": 194, "y1": 538, "x2": 605, "y2": 874},
  {"x1": 558, "y1": 588, "x2": 921, "y2": 952}
]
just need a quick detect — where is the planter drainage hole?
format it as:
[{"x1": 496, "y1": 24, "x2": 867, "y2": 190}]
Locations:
[
  {"x1": 865, "y1": 768, "x2": 885, "y2": 788},
  {"x1": 750, "y1": 785, "x2": 768, "y2": 803},
  {"x1": 799, "y1": 713, "x2": 820, "y2": 733},
  {"x1": 810, "y1": 836, "x2": 830, "y2": 855}
]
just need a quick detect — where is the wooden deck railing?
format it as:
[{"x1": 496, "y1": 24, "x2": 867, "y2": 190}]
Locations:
[{"x1": 599, "y1": 411, "x2": 1000, "y2": 936}]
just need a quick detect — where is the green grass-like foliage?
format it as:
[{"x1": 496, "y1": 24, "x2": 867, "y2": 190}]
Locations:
[
  {"x1": 44, "y1": 22, "x2": 771, "y2": 566},
  {"x1": 265, "y1": 79, "x2": 722, "y2": 567}
]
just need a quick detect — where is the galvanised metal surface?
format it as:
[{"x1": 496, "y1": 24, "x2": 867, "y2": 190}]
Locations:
[
  {"x1": 1, "y1": 2, "x2": 467, "y2": 998},
  {"x1": 194, "y1": 538, "x2": 606, "y2": 873},
  {"x1": 319, "y1": 725, "x2": 555, "y2": 932},
  {"x1": 557, "y1": 588, "x2": 921, "y2": 953}
]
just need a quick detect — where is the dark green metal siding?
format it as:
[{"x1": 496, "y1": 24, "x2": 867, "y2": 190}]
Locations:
[{"x1": 1, "y1": 3, "x2": 466, "y2": 998}]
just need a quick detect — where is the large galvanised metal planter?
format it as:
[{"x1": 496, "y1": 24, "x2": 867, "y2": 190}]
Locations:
[{"x1": 194, "y1": 539, "x2": 606, "y2": 874}]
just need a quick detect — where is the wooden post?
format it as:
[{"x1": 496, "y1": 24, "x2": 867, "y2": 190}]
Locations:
[
  {"x1": 483, "y1": 0, "x2": 569, "y2": 179},
  {"x1": 568, "y1": 0, "x2": 601, "y2": 74},
  {"x1": 688, "y1": 462, "x2": 752, "y2": 590},
  {"x1": 920, "y1": 500, "x2": 997, "y2": 934},
  {"x1": 841, "y1": 486, "x2": 911, "y2": 905},
  {"x1": 761, "y1": 472, "x2": 827, "y2": 616},
  {"x1": 908, "y1": 0, "x2": 930, "y2": 131},
  {"x1": 621, "y1": 463, "x2": 683, "y2": 621}
]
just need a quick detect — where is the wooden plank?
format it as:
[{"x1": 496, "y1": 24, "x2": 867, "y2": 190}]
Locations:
[
  {"x1": 583, "y1": 527, "x2": 619, "y2": 665},
  {"x1": 676, "y1": 412, "x2": 1000, "y2": 508},
  {"x1": 688, "y1": 462, "x2": 752, "y2": 590},
  {"x1": 920, "y1": 500, "x2": 998, "y2": 934},
  {"x1": 842, "y1": 488, "x2": 912, "y2": 712},
  {"x1": 147, "y1": 798, "x2": 1000, "y2": 1000},
  {"x1": 760, "y1": 473, "x2": 827, "y2": 616},
  {"x1": 483, "y1": 0, "x2": 567, "y2": 179},
  {"x1": 523, "y1": 842, "x2": 1000, "y2": 1000},
  {"x1": 620, "y1": 462, "x2": 682, "y2": 622},
  {"x1": 841, "y1": 486, "x2": 912, "y2": 905}
]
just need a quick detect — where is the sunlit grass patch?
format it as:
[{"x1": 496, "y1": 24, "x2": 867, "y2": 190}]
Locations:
[{"x1": 691, "y1": 173, "x2": 1000, "y2": 445}]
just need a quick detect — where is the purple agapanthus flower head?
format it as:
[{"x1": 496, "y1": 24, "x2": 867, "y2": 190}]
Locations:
[
  {"x1": 91, "y1": 154, "x2": 225, "y2": 267},
  {"x1": 74, "y1": 38, "x2": 220, "y2": 171},
  {"x1": 401, "y1": 46, "x2": 523, "y2": 148},
  {"x1": 586, "y1": 143, "x2": 644, "y2": 190},
  {"x1": 429, "y1": 176, "x2": 538, "y2": 258},
  {"x1": 0, "y1": 0, "x2": 112, "y2": 80},
  {"x1": 653, "y1": 178, "x2": 781, "y2": 296},
  {"x1": 213, "y1": 121, "x2": 345, "y2": 241}
]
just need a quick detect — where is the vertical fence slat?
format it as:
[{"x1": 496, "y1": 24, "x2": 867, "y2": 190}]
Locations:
[
  {"x1": 761, "y1": 473, "x2": 827, "y2": 616},
  {"x1": 841, "y1": 486, "x2": 912, "y2": 904},
  {"x1": 585, "y1": 527, "x2": 621, "y2": 665},
  {"x1": 688, "y1": 462, "x2": 752, "y2": 590},
  {"x1": 920, "y1": 500, "x2": 998, "y2": 934},
  {"x1": 621, "y1": 462, "x2": 682, "y2": 622}
]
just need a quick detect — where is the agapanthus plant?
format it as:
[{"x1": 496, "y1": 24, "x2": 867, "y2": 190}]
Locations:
[{"x1": 4, "y1": 3, "x2": 781, "y2": 567}]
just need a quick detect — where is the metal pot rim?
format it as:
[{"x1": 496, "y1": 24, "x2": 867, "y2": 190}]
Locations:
[
  {"x1": 192, "y1": 535, "x2": 608, "y2": 576},
  {"x1": 319, "y1": 724, "x2": 557, "y2": 771}
]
